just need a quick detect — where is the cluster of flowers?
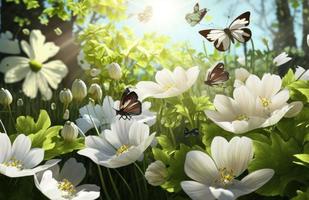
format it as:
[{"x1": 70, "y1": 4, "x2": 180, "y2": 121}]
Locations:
[{"x1": 0, "y1": 29, "x2": 309, "y2": 200}]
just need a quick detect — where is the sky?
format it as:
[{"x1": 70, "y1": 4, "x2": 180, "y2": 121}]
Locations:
[{"x1": 119, "y1": 0, "x2": 303, "y2": 54}]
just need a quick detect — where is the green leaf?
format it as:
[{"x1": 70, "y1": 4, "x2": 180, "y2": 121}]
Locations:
[
  {"x1": 16, "y1": 110, "x2": 51, "y2": 135},
  {"x1": 157, "y1": 135, "x2": 174, "y2": 153},
  {"x1": 292, "y1": 188, "x2": 309, "y2": 200},
  {"x1": 282, "y1": 69, "x2": 295, "y2": 87},
  {"x1": 152, "y1": 148, "x2": 170, "y2": 165},
  {"x1": 248, "y1": 133, "x2": 306, "y2": 196}
]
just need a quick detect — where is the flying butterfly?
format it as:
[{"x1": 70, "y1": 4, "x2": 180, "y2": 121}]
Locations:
[
  {"x1": 137, "y1": 5, "x2": 153, "y2": 23},
  {"x1": 204, "y1": 62, "x2": 229, "y2": 86},
  {"x1": 199, "y1": 11, "x2": 251, "y2": 51},
  {"x1": 115, "y1": 88, "x2": 142, "y2": 120},
  {"x1": 184, "y1": 127, "x2": 199, "y2": 138},
  {"x1": 185, "y1": 3, "x2": 207, "y2": 26}
]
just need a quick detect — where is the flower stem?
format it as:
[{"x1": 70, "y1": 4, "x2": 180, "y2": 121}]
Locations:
[
  {"x1": 107, "y1": 168, "x2": 121, "y2": 200},
  {"x1": 97, "y1": 165, "x2": 111, "y2": 200},
  {"x1": 250, "y1": 39, "x2": 255, "y2": 74},
  {"x1": 114, "y1": 169, "x2": 134, "y2": 198},
  {"x1": 134, "y1": 162, "x2": 148, "y2": 199},
  {"x1": 179, "y1": 95, "x2": 194, "y2": 128}
]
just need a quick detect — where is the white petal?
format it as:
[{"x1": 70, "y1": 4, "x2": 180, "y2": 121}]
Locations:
[
  {"x1": 185, "y1": 66, "x2": 200, "y2": 88},
  {"x1": 0, "y1": 133, "x2": 12, "y2": 163},
  {"x1": 5, "y1": 65, "x2": 29, "y2": 83},
  {"x1": 181, "y1": 181, "x2": 215, "y2": 200},
  {"x1": 0, "y1": 56, "x2": 29, "y2": 73},
  {"x1": 41, "y1": 60, "x2": 68, "y2": 89},
  {"x1": 74, "y1": 184, "x2": 100, "y2": 200},
  {"x1": 31, "y1": 159, "x2": 61, "y2": 174},
  {"x1": 59, "y1": 158, "x2": 86, "y2": 186},
  {"x1": 0, "y1": 37, "x2": 20, "y2": 54},
  {"x1": 135, "y1": 81, "x2": 163, "y2": 99},
  {"x1": 22, "y1": 148, "x2": 44, "y2": 169},
  {"x1": 129, "y1": 122, "x2": 150, "y2": 146},
  {"x1": 21, "y1": 40, "x2": 35, "y2": 59},
  {"x1": 22, "y1": 72, "x2": 38, "y2": 99},
  {"x1": 270, "y1": 89, "x2": 289, "y2": 111},
  {"x1": 184, "y1": 151, "x2": 219, "y2": 185},
  {"x1": 84, "y1": 135, "x2": 115, "y2": 156},
  {"x1": 209, "y1": 187, "x2": 236, "y2": 200},
  {"x1": 284, "y1": 101, "x2": 303, "y2": 118},
  {"x1": 239, "y1": 169, "x2": 274, "y2": 194},
  {"x1": 211, "y1": 136, "x2": 229, "y2": 170},
  {"x1": 226, "y1": 136, "x2": 253, "y2": 177},
  {"x1": 37, "y1": 71, "x2": 53, "y2": 100},
  {"x1": 11, "y1": 134, "x2": 31, "y2": 161},
  {"x1": 261, "y1": 74, "x2": 282, "y2": 97},
  {"x1": 155, "y1": 68, "x2": 175, "y2": 87},
  {"x1": 78, "y1": 148, "x2": 111, "y2": 165}
]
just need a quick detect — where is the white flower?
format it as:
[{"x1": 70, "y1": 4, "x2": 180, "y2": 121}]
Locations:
[
  {"x1": 0, "y1": 31, "x2": 20, "y2": 54},
  {"x1": 295, "y1": 66, "x2": 309, "y2": 80},
  {"x1": 136, "y1": 66, "x2": 200, "y2": 99},
  {"x1": 233, "y1": 68, "x2": 250, "y2": 87},
  {"x1": 76, "y1": 96, "x2": 156, "y2": 133},
  {"x1": 273, "y1": 52, "x2": 292, "y2": 66},
  {"x1": 77, "y1": 50, "x2": 91, "y2": 70},
  {"x1": 284, "y1": 101, "x2": 303, "y2": 118},
  {"x1": 107, "y1": 62, "x2": 122, "y2": 80},
  {"x1": 145, "y1": 160, "x2": 168, "y2": 186},
  {"x1": 0, "y1": 30, "x2": 68, "y2": 100},
  {"x1": 181, "y1": 136, "x2": 274, "y2": 200},
  {"x1": 0, "y1": 133, "x2": 60, "y2": 177},
  {"x1": 205, "y1": 86, "x2": 266, "y2": 134},
  {"x1": 78, "y1": 120, "x2": 156, "y2": 168},
  {"x1": 244, "y1": 74, "x2": 292, "y2": 126},
  {"x1": 34, "y1": 158, "x2": 100, "y2": 200}
]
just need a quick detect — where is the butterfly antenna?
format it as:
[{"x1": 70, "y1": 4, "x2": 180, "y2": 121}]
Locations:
[{"x1": 0, "y1": 120, "x2": 7, "y2": 134}]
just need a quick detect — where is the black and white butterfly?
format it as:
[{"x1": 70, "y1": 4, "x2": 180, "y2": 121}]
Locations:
[
  {"x1": 115, "y1": 88, "x2": 142, "y2": 120},
  {"x1": 184, "y1": 128, "x2": 199, "y2": 137},
  {"x1": 204, "y1": 62, "x2": 229, "y2": 86},
  {"x1": 185, "y1": 3, "x2": 207, "y2": 26},
  {"x1": 199, "y1": 11, "x2": 251, "y2": 51}
]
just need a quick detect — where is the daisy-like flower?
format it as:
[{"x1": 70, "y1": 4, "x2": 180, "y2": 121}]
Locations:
[
  {"x1": 136, "y1": 66, "x2": 200, "y2": 99},
  {"x1": 0, "y1": 29, "x2": 68, "y2": 100},
  {"x1": 205, "y1": 86, "x2": 266, "y2": 134},
  {"x1": 244, "y1": 74, "x2": 292, "y2": 126},
  {"x1": 233, "y1": 68, "x2": 250, "y2": 87},
  {"x1": 0, "y1": 133, "x2": 60, "y2": 177},
  {"x1": 181, "y1": 136, "x2": 274, "y2": 200},
  {"x1": 273, "y1": 52, "x2": 292, "y2": 67},
  {"x1": 295, "y1": 66, "x2": 309, "y2": 80},
  {"x1": 0, "y1": 31, "x2": 20, "y2": 54},
  {"x1": 76, "y1": 96, "x2": 156, "y2": 133},
  {"x1": 78, "y1": 120, "x2": 156, "y2": 168},
  {"x1": 34, "y1": 158, "x2": 100, "y2": 200}
]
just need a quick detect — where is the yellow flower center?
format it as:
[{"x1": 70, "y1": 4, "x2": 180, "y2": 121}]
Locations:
[
  {"x1": 4, "y1": 158, "x2": 23, "y2": 169},
  {"x1": 218, "y1": 168, "x2": 234, "y2": 186},
  {"x1": 260, "y1": 97, "x2": 271, "y2": 107},
  {"x1": 29, "y1": 60, "x2": 42, "y2": 72},
  {"x1": 58, "y1": 179, "x2": 76, "y2": 197},
  {"x1": 116, "y1": 144, "x2": 130, "y2": 156},
  {"x1": 236, "y1": 114, "x2": 249, "y2": 121}
]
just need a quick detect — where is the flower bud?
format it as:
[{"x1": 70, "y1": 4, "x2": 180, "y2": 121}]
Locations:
[
  {"x1": 88, "y1": 83, "x2": 102, "y2": 102},
  {"x1": 17, "y1": 98, "x2": 24, "y2": 107},
  {"x1": 61, "y1": 121, "x2": 79, "y2": 141},
  {"x1": 107, "y1": 62, "x2": 122, "y2": 80},
  {"x1": 63, "y1": 109, "x2": 70, "y2": 120},
  {"x1": 50, "y1": 102, "x2": 57, "y2": 110},
  {"x1": 145, "y1": 160, "x2": 168, "y2": 186},
  {"x1": 59, "y1": 88, "x2": 73, "y2": 105},
  {"x1": 234, "y1": 68, "x2": 250, "y2": 88},
  {"x1": 0, "y1": 88, "x2": 13, "y2": 106},
  {"x1": 72, "y1": 79, "x2": 87, "y2": 102}
]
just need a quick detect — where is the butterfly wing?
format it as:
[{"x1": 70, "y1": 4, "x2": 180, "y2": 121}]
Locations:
[
  {"x1": 199, "y1": 29, "x2": 231, "y2": 51},
  {"x1": 205, "y1": 63, "x2": 229, "y2": 86},
  {"x1": 229, "y1": 11, "x2": 252, "y2": 43},
  {"x1": 186, "y1": 3, "x2": 207, "y2": 26},
  {"x1": 119, "y1": 89, "x2": 142, "y2": 115}
]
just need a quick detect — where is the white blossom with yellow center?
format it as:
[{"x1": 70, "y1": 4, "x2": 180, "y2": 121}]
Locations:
[
  {"x1": 181, "y1": 136, "x2": 274, "y2": 200},
  {"x1": 78, "y1": 119, "x2": 156, "y2": 168},
  {"x1": 0, "y1": 29, "x2": 68, "y2": 100},
  {"x1": 0, "y1": 133, "x2": 60, "y2": 178},
  {"x1": 34, "y1": 158, "x2": 100, "y2": 200}
]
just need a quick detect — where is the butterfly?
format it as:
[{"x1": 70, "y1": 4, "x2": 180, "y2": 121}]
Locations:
[
  {"x1": 204, "y1": 62, "x2": 229, "y2": 86},
  {"x1": 185, "y1": 3, "x2": 207, "y2": 26},
  {"x1": 137, "y1": 5, "x2": 153, "y2": 23},
  {"x1": 115, "y1": 88, "x2": 142, "y2": 120},
  {"x1": 184, "y1": 128, "x2": 199, "y2": 137},
  {"x1": 199, "y1": 11, "x2": 251, "y2": 51}
]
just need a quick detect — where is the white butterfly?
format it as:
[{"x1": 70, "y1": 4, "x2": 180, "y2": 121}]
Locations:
[
  {"x1": 199, "y1": 12, "x2": 252, "y2": 51},
  {"x1": 185, "y1": 3, "x2": 207, "y2": 27}
]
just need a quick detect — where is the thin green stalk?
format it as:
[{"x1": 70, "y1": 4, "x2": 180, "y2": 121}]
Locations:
[
  {"x1": 250, "y1": 39, "x2": 255, "y2": 74},
  {"x1": 97, "y1": 165, "x2": 111, "y2": 200},
  {"x1": 133, "y1": 164, "x2": 143, "y2": 200},
  {"x1": 107, "y1": 168, "x2": 121, "y2": 200},
  {"x1": 169, "y1": 127, "x2": 176, "y2": 147},
  {"x1": 179, "y1": 95, "x2": 194, "y2": 128},
  {"x1": 114, "y1": 169, "x2": 134, "y2": 198},
  {"x1": 134, "y1": 162, "x2": 148, "y2": 199}
]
